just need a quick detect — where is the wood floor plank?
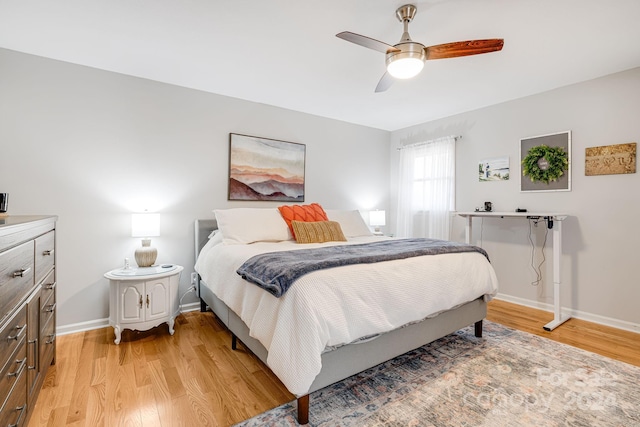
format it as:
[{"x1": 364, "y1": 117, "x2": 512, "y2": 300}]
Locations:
[
  {"x1": 65, "y1": 331, "x2": 97, "y2": 425},
  {"x1": 136, "y1": 384, "x2": 162, "y2": 427},
  {"x1": 85, "y1": 384, "x2": 105, "y2": 427},
  {"x1": 29, "y1": 303, "x2": 640, "y2": 427}
]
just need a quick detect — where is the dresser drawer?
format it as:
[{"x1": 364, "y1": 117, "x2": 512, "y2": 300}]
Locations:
[
  {"x1": 0, "y1": 339, "x2": 26, "y2": 411},
  {"x1": 35, "y1": 231, "x2": 55, "y2": 285},
  {"x1": 0, "y1": 305, "x2": 27, "y2": 371},
  {"x1": 40, "y1": 314, "x2": 55, "y2": 369},
  {"x1": 0, "y1": 365, "x2": 27, "y2": 427},
  {"x1": 40, "y1": 269, "x2": 56, "y2": 307},
  {"x1": 0, "y1": 242, "x2": 34, "y2": 324},
  {"x1": 40, "y1": 290, "x2": 56, "y2": 332}
]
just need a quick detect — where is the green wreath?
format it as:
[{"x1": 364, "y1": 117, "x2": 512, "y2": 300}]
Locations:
[{"x1": 522, "y1": 144, "x2": 568, "y2": 184}]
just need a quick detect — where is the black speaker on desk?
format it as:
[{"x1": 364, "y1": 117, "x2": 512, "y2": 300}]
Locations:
[{"x1": 484, "y1": 201, "x2": 492, "y2": 212}]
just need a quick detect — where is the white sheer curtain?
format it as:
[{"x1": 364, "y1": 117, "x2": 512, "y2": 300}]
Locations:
[{"x1": 396, "y1": 136, "x2": 456, "y2": 240}]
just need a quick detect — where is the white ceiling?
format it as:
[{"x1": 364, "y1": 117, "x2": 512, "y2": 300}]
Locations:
[{"x1": 1, "y1": 0, "x2": 639, "y2": 131}]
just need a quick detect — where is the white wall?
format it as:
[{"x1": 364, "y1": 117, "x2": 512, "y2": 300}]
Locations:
[
  {"x1": 3, "y1": 46, "x2": 638, "y2": 333},
  {"x1": 390, "y1": 67, "x2": 640, "y2": 331},
  {"x1": 0, "y1": 48, "x2": 391, "y2": 331}
]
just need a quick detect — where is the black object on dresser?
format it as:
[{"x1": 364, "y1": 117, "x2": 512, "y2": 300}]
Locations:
[{"x1": 0, "y1": 215, "x2": 57, "y2": 427}]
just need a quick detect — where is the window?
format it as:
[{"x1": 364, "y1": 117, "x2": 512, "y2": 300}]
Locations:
[{"x1": 396, "y1": 137, "x2": 456, "y2": 239}]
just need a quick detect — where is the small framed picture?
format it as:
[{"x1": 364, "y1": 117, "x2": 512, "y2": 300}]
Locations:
[{"x1": 479, "y1": 157, "x2": 509, "y2": 181}]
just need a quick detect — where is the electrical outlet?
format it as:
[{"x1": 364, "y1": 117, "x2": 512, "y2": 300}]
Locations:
[{"x1": 190, "y1": 272, "x2": 198, "y2": 285}]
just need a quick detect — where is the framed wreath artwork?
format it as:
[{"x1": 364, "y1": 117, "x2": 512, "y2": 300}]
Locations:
[{"x1": 520, "y1": 131, "x2": 571, "y2": 192}]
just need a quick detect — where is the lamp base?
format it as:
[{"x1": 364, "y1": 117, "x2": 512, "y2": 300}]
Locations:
[{"x1": 135, "y1": 238, "x2": 157, "y2": 267}]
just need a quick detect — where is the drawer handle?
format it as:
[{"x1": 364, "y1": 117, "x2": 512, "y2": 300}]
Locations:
[
  {"x1": 8, "y1": 404, "x2": 26, "y2": 427},
  {"x1": 146, "y1": 294, "x2": 150, "y2": 308},
  {"x1": 7, "y1": 357, "x2": 27, "y2": 378},
  {"x1": 12, "y1": 267, "x2": 31, "y2": 278},
  {"x1": 46, "y1": 334, "x2": 56, "y2": 345},
  {"x1": 43, "y1": 249, "x2": 55, "y2": 256},
  {"x1": 139, "y1": 295, "x2": 143, "y2": 309},
  {"x1": 6, "y1": 324, "x2": 26, "y2": 342},
  {"x1": 45, "y1": 281, "x2": 57, "y2": 291},
  {"x1": 28, "y1": 338, "x2": 38, "y2": 370},
  {"x1": 45, "y1": 302, "x2": 57, "y2": 313}
]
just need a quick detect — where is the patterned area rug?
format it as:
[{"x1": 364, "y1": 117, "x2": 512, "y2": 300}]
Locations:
[{"x1": 235, "y1": 322, "x2": 640, "y2": 426}]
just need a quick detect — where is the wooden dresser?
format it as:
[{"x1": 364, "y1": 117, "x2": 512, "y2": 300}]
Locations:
[{"x1": 0, "y1": 216, "x2": 57, "y2": 427}]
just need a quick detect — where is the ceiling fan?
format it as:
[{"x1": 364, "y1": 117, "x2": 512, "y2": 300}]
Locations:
[{"x1": 336, "y1": 4, "x2": 504, "y2": 92}]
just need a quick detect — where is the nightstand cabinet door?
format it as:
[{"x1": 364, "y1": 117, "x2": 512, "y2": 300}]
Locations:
[
  {"x1": 117, "y1": 277, "x2": 171, "y2": 324},
  {"x1": 146, "y1": 279, "x2": 170, "y2": 321},
  {"x1": 120, "y1": 283, "x2": 145, "y2": 323}
]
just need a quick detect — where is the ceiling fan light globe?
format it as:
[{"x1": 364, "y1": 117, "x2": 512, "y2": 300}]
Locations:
[{"x1": 387, "y1": 57, "x2": 424, "y2": 79}]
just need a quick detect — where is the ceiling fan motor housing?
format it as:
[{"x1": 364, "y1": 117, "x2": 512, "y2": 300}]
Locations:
[{"x1": 385, "y1": 42, "x2": 426, "y2": 78}]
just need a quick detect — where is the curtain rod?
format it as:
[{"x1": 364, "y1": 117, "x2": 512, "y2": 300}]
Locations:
[{"x1": 396, "y1": 135, "x2": 462, "y2": 151}]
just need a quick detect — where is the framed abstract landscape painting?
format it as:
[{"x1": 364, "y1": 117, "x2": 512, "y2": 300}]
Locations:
[{"x1": 228, "y1": 133, "x2": 306, "y2": 201}]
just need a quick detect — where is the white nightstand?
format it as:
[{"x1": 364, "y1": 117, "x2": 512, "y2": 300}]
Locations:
[{"x1": 104, "y1": 264, "x2": 183, "y2": 344}]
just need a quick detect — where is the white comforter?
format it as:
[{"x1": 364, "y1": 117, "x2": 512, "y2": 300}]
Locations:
[{"x1": 195, "y1": 236, "x2": 498, "y2": 396}]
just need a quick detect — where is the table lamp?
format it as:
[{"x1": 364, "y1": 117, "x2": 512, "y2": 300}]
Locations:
[
  {"x1": 369, "y1": 210, "x2": 386, "y2": 235},
  {"x1": 131, "y1": 212, "x2": 160, "y2": 267}
]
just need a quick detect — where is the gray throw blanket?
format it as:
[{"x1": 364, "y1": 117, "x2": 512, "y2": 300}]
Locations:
[{"x1": 236, "y1": 238, "x2": 489, "y2": 298}]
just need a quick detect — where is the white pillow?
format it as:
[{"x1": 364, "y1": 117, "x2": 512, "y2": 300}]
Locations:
[
  {"x1": 325, "y1": 209, "x2": 373, "y2": 237},
  {"x1": 213, "y1": 208, "x2": 292, "y2": 244},
  {"x1": 207, "y1": 229, "x2": 224, "y2": 246}
]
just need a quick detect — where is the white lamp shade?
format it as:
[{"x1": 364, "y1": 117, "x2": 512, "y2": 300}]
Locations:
[
  {"x1": 131, "y1": 213, "x2": 160, "y2": 237},
  {"x1": 369, "y1": 210, "x2": 386, "y2": 227}
]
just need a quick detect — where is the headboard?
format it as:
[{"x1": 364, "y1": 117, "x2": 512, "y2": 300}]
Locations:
[{"x1": 194, "y1": 219, "x2": 218, "y2": 262}]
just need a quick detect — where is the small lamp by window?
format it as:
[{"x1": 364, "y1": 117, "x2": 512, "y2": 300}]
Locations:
[
  {"x1": 369, "y1": 210, "x2": 386, "y2": 235},
  {"x1": 131, "y1": 212, "x2": 160, "y2": 267}
]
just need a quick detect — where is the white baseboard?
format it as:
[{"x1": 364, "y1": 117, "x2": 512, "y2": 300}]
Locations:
[
  {"x1": 179, "y1": 302, "x2": 201, "y2": 313},
  {"x1": 57, "y1": 318, "x2": 109, "y2": 336},
  {"x1": 56, "y1": 297, "x2": 640, "y2": 337},
  {"x1": 56, "y1": 302, "x2": 203, "y2": 336},
  {"x1": 495, "y1": 293, "x2": 640, "y2": 334}
]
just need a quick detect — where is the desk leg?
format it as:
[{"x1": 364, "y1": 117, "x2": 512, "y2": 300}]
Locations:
[
  {"x1": 465, "y1": 216, "x2": 473, "y2": 244},
  {"x1": 543, "y1": 219, "x2": 571, "y2": 331}
]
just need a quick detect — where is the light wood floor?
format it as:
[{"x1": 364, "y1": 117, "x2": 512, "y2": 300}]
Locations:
[{"x1": 28, "y1": 300, "x2": 640, "y2": 427}]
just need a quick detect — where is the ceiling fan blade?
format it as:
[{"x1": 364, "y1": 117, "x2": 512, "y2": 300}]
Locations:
[
  {"x1": 424, "y1": 39, "x2": 504, "y2": 60},
  {"x1": 375, "y1": 71, "x2": 395, "y2": 93},
  {"x1": 336, "y1": 31, "x2": 400, "y2": 54}
]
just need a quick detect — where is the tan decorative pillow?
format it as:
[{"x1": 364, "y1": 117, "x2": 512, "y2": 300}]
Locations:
[{"x1": 291, "y1": 220, "x2": 347, "y2": 244}]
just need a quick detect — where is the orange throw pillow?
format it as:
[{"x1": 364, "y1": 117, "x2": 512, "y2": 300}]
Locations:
[{"x1": 278, "y1": 203, "x2": 328, "y2": 237}]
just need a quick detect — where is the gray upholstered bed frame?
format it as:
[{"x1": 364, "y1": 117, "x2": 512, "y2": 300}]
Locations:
[{"x1": 194, "y1": 219, "x2": 486, "y2": 425}]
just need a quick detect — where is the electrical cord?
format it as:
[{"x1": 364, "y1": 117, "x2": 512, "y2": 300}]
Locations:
[
  {"x1": 528, "y1": 217, "x2": 549, "y2": 286},
  {"x1": 179, "y1": 285, "x2": 197, "y2": 312}
]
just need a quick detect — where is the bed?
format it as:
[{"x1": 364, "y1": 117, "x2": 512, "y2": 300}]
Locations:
[{"x1": 194, "y1": 207, "x2": 498, "y2": 424}]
